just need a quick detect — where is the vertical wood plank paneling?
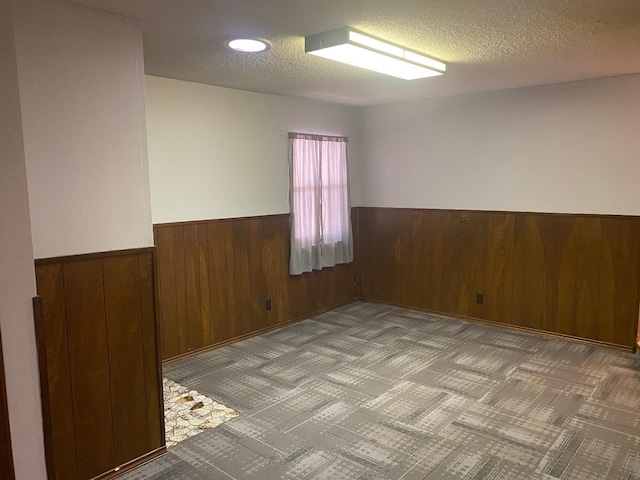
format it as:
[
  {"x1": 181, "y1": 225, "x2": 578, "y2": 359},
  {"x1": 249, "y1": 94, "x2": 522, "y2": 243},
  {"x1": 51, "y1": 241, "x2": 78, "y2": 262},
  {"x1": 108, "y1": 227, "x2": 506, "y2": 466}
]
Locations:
[
  {"x1": 157, "y1": 214, "x2": 359, "y2": 361},
  {"x1": 358, "y1": 209, "x2": 375, "y2": 302},
  {"x1": 394, "y1": 210, "x2": 418, "y2": 308},
  {"x1": 278, "y1": 214, "x2": 295, "y2": 321},
  {"x1": 287, "y1": 274, "x2": 309, "y2": 320},
  {"x1": 35, "y1": 263, "x2": 78, "y2": 480},
  {"x1": 138, "y1": 253, "x2": 164, "y2": 451},
  {"x1": 357, "y1": 207, "x2": 640, "y2": 349},
  {"x1": 574, "y1": 218, "x2": 603, "y2": 340},
  {"x1": 420, "y1": 210, "x2": 445, "y2": 312},
  {"x1": 183, "y1": 224, "x2": 202, "y2": 351},
  {"x1": 32, "y1": 296, "x2": 56, "y2": 479},
  {"x1": 35, "y1": 249, "x2": 164, "y2": 480},
  {"x1": 532, "y1": 216, "x2": 562, "y2": 333},
  {"x1": 262, "y1": 216, "x2": 289, "y2": 326},
  {"x1": 197, "y1": 225, "x2": 211, "y2": 346},
  {"x1": 512, "y1": 215, "x2": 547, "y2": 329},
  {"x1": 597, "y1": 220, "x2": 616, "y2": 345},
  {"x1": 352, "y1": 207, "x2": 361, "y2": 298},
  {"x1": 155, "y1": 227, "x2": 179, "y2": 359},
  {"x1": 63, "y1": 260, "x2": 115, "y2": 480},
  {"x1": 599, "y1": 218, "x2": 640, "y2": 346},
  {"x1": 386, "y1": 209, "x2": 405, "y2": 306},
  {"x1": 103, "y1": 256, "x2": 149, "y2": 465},
  {"x1": 173, "y1": 226, "x2": 188, "y2": 353},
  {"x1": 225, "y1": 222, "x2": 240, "y2": 339},
  {"x1": 207, "y1": 222, "x2": 230, "y2": 344},
  {"x1": 356, "y1": 208, "x2": 372, "y2": 301},
  {"x1": 465, "y1": 213, "x2": 490, "y2": 321},
  {"x1": 440, "y1": 212, "x2": 486, "y2": 318},
  {"x1": 388, "y1": 210, "x2": 409, "y2": 306},
  {"x1": 0, "y1": 328, "x2": 15, "y2": 480},
  {"x1": 248, "y1": 218, "x2": 267, "y2": 331},
  {"x1": 365, "y1": 208, "x2": 395, "y2": 304},
  {"x1": 156, "y1": 209, "x2": 640, "y2": 356},
  {"x1": 231, "y1": 220, "x2": 253, "y2": 337},
  {"x1": 482, "y1": 213, "x2": 514, "y2": 324},
  {"x1": 553, "y1": 216, "x2": 579, "y2": 335},
  {"x1": 317, "y1": 265, "x2": 352, "y2": 315},
  {"x1": 371, "y1": 208, "x2": 393, "y2": 304}
]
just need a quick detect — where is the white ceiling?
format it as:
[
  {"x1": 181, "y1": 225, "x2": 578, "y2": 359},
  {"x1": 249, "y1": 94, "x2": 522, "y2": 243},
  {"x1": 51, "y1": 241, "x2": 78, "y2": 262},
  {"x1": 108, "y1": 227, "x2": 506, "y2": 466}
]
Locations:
[{"x1": 70, "y1": 0, "x2": 640, "y2": 106}]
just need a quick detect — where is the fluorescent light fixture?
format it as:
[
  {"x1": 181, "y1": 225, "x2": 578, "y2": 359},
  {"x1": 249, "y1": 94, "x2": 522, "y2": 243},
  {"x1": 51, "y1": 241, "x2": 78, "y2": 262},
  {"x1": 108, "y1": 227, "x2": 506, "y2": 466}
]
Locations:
[
  {"x1": 305, "y1": 27, "x2": 445, "y2": 80},
  {"x1": 225, "y1": 38, "x2": 270, "y2": 53}
]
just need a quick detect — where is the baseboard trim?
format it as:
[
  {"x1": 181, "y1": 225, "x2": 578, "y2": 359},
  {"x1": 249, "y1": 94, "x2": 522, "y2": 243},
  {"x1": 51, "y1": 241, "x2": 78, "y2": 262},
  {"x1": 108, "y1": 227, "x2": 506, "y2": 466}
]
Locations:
[
  {"x1": 162, "y1": 299, "x2": 358, "y2": 365},
  {"x1": 357, "y1": 297, "x2": 633, "y2": 352},
  {"x1": 91, "y1": 446, "x2": 166, "y2": 480}
]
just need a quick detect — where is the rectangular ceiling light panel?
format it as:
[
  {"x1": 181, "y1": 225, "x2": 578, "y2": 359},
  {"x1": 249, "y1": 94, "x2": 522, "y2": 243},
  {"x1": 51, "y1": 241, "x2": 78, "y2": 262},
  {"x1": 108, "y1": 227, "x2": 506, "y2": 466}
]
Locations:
[{"x1": 305, "y1": 27, "x2": 446, "y2": 80}]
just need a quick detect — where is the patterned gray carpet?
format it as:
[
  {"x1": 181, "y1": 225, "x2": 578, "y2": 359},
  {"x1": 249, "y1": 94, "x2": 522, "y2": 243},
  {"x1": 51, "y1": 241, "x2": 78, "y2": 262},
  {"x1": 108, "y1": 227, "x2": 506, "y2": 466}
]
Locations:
[{"x1": 121, "y1": 302, "x2": 640, "y2": 479}]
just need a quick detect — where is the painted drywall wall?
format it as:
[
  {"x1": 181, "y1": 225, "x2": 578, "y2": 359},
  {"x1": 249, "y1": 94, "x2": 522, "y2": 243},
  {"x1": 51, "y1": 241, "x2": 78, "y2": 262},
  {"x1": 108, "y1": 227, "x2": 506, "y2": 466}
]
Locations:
[
  {"x1": 14, "y1": 0, "x2": 153, "y2": 259},
  {"x1": 146, "y1": 76, "x2": 360, "y2": 224},
  {"x1": 358, "y1": 75, "x2": 640, "y2": 215},
  {"x1": 0, "y1": 0, "x2": 47, "y2": 477}
]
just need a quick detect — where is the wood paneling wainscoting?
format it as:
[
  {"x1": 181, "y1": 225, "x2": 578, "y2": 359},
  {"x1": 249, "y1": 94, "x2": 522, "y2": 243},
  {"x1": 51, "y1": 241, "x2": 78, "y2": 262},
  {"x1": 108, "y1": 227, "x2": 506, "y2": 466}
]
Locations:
[
  {"x1": 155, "y1": 214, "x2": 358, "y2": 361},
  {"x1": 0, "y1": 328, "x2": 15, "y2": 480},
  {"x1": 34, "y1": 248, "x2": 164, "y2": 480},
  {"x1": 358, "y1": 207, "x2": 640, "y2": 349}
]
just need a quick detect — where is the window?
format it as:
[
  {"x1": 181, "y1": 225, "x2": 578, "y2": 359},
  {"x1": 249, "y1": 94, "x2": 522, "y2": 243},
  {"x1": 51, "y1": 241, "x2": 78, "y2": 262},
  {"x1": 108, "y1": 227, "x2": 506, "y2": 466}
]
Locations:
[{"x1": 288, "y1": 132, "x2": 353, "y2": 275}]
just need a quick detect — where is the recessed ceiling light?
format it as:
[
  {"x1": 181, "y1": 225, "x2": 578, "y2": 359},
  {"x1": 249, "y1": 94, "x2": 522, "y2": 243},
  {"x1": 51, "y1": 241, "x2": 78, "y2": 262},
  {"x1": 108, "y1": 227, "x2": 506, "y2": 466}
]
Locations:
[{"x1": 225, "y1": 38, "x2": 270, "y2": 53}]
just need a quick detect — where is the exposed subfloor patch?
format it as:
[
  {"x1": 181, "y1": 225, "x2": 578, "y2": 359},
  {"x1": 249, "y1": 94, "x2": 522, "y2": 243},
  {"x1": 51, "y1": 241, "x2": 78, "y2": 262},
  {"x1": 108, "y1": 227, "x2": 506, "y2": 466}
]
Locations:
[{"x1": 163, "y1": 377, "x2": 239, "y2": 447}]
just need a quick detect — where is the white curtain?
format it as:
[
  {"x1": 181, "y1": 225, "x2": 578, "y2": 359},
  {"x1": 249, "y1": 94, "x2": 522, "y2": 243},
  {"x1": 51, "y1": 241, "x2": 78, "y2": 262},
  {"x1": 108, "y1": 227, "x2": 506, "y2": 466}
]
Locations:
[{"x1": 289, "y1": 132, "x2": 353, "y2": 275}]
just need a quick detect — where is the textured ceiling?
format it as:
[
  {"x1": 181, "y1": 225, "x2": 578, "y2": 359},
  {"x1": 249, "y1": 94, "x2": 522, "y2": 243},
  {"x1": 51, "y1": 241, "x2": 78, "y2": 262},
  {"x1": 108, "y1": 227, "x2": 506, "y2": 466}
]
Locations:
[{"x1": 69, "y1": 0, "x2": 640, "y2": 106}]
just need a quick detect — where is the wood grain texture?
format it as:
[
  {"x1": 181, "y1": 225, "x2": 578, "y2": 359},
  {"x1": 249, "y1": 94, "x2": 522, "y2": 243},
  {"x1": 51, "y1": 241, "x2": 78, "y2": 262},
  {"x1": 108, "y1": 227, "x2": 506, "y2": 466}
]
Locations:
[
  {"x1": 32, "y1": 296, "x2": 57, "y2": 480},
  {"x1": 138, "y1": 253, "x2": 164, "y2": 450},
  {"x1": 358, "y1": 208, "x2": 640, "y2": 349},
  {"x1": 232, "y1": 220, "x2": 254, "y2": 337},
  {"x1": 0, "y1": 327, "x2": 15, "y2": 480},
  {"x1": 35, "y1": 263, "x2": 78, "y2": 480},
  {"x1": 155, "y1": 227, "x2": 180, "y2": 359},
  {"x1": 183, "y1": 224, "x2": 202, "y2": 351},
  {"x1": 197, "y1": 225, "x2": 211, "y2": 346},
  {"x1": 173, "y1": 228, "x2": 189, "y2": 355},
  {"x1": 103, "y1": 256, "x2": 149, "y2": 465},
  {"x1": 63, "y1": 259, "x2": 116, "y2": 479},
  {"x1": 207, "y1": 221, "x2": 231, "y2": 344},
  {"x1": 34, "y1": 249, "x2": 163, "y2": 480},
  {"x1": 155, "y1": 214, "x2": 358, "y2": 361}
]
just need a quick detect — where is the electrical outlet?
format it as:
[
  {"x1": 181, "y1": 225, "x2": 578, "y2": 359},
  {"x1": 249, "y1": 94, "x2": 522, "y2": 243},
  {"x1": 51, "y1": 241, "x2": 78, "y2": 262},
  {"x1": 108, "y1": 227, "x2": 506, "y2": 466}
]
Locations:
[
  {"x1": 266, "y1": 299, "x2": 272, "y2": 310},
  {"x1": 476, "y1": 293, "x2": 484, "y2": 304}
]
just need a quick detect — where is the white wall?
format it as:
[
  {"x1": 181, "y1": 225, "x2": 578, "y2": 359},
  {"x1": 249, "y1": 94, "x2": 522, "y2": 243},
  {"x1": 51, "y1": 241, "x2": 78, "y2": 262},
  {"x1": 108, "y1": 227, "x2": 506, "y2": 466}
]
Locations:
[
  {"x1": 0, "y1": 0, "x2": 47, "y2": 478},
  {"x1": 14, "y1": 0, "x2": 153, "y2": 259},
  {"x1": 358, "y1": 75, "x2": 640, "y2": 215},
  {"x1": 146, "y1": 76, "x2": 360, "y2": 223}
]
